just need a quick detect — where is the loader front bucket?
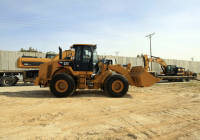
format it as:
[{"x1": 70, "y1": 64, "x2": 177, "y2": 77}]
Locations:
[{"x1": 130, "y1": 66, "x2": 160, "y2": 87}]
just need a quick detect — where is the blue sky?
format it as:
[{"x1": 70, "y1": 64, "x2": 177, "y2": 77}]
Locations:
[{"x1": 0, "y1": 0, "x2": 200, "y2": 60}]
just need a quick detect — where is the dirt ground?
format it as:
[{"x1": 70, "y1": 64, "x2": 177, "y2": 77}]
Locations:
[{"x1": 0, "y1": 81, "x2": 199, "y2": 140}]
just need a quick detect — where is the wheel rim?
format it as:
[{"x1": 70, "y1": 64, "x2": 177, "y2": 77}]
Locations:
[
  {"x1": 55, "y1": 80, "x2": 68, "y2": 93},
  {"x1": 111, "y1": 80, "x2": 124, "y2": 93},
  {"x1": 5, "y1": 80, "x2": 10, "y2": 85},
  {"x1": 4, "y1": 78, "x2": 11, "y2": 85}
]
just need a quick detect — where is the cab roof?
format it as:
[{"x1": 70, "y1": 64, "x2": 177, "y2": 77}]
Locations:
[{"x1": 70, "y1": 44, "x2": 96, "y2": 49}]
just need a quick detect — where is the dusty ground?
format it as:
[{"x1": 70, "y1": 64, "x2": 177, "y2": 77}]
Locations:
[{"x1": 0, "y1": 81, "x2": 199, "y2": 140}]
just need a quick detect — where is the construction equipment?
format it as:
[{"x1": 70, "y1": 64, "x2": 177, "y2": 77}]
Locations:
[
  {"x1": 17, "y1": 50, "x2": 74, "y2": 68},
  {"x1": 0, "y1": 50, "x2": 46, "y2": 86},
  {"x1": 16, "y1": 50, "x2": 74, "y2": 84},
  {"x1": 35, "y1": 44, "x2": 159, "y2": 97},
  {"x1": 17, "y1": 56, "x2": 52, "y2": 69},
  {"x1": 0, "y1": 50, "x2": 74, "y2": 86},
  {"x1": 142, "y1": 54, "x2": 197, "y2": 82}
]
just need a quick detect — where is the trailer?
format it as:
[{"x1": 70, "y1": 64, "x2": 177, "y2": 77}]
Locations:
[
  {"x1": 157, "y1": 75, "x2": 197, "y2": 82},
  {"x1": 0, "y1": 50, "x2": 46, "y2": 86},
  {"x1": 142, "y1": 55, "x2": 198, "y2": 82}
]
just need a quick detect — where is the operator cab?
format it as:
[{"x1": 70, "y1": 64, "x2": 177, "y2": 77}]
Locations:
[
  {"x1": 165, "y1": 65, "x2": 177, "y2": 75},
  {"x1": 165, "y1": 65, "x2": 185, "y2": 76},
  {"x1": 71, "y1": 44, "x2": 98, "y2": 71},
  {"x1": 46, "y1": 52, "x2": 57, "y2": 59}
]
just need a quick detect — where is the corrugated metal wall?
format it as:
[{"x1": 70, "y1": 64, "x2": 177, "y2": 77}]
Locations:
[
  {"x1": 99, "y1": 55, "x2": 200, "y2": 73},
  {"x1": 0, "y1": 51, "x2": 199, "y2": 73}
]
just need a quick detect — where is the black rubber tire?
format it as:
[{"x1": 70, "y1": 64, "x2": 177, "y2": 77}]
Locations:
[
  {"x1": 50, "y1": 73, "x2": 75, "y2": 98},
  {"x1": 104, "y1": 74, "x2": 129, "y2": 97},
  {"x1": 0, "y1": 77, "x2": 2, "y2": 86},
  {"x1": 1, "y1": 76, "x2": 16, "y2": 86}
]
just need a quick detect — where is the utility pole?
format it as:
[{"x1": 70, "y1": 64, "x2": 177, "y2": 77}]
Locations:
[{"x1": 146, "y1": 32, "x2": 155, "y2": 71}]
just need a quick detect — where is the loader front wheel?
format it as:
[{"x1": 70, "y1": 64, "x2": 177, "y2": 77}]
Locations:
[
  {"x1": 50, "y1": 73, "x2": 75, "y2": 97},
  {"x1": 104, "y1": 75, "x2": 128, "y2": 97}
]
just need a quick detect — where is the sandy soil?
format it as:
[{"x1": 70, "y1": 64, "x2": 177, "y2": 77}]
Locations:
[{"x1": 0, "y1": 81, "x2": 200, "y2": 140}]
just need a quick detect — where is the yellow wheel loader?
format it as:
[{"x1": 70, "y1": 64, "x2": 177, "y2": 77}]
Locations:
[{"x1": 35, "y1": 44, "x2": 159, "y2": 97}]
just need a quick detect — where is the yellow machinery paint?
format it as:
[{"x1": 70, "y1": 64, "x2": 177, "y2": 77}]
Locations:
[{"x1": 35, "y1": 44, "x2": 159, "y2": 97}]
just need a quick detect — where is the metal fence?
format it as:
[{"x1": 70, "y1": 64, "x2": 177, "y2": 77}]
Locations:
[
  {"x1": 99, "y1": 55, "x2": 200, "y2": 73},
  {"x1": 0, "y1": 50, "x2": 199, "y2": 73}
]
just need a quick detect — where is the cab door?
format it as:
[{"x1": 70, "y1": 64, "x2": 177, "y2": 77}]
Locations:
[{"x1": 74, "y1": 46, "x2": 93, "y2": 71}]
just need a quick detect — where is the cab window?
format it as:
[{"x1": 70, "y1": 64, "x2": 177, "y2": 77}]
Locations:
[
  {"x1": 83, "y1": 48, "x2": 92, "y2": 63},
  {"x1": 75, "y1": 47, "x2": 82, "y2": 61}
]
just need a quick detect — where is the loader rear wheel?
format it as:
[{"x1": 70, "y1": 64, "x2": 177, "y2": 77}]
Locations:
[
  {"x1": 50, "y1": 73, "x2": 75, "y2": 97},
  {"x1": 104, "y1": 75, "x2": 128, "y2": 97}
]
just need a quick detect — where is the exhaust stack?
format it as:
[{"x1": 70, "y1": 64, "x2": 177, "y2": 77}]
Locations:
[{"x1": 59, "y1": 46, "x2": 62, "y2": 59}]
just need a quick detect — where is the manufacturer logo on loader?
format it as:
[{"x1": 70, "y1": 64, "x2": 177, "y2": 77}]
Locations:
[{"x1": 58, "y1": 61, "x2": 69, "y2": 66}]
